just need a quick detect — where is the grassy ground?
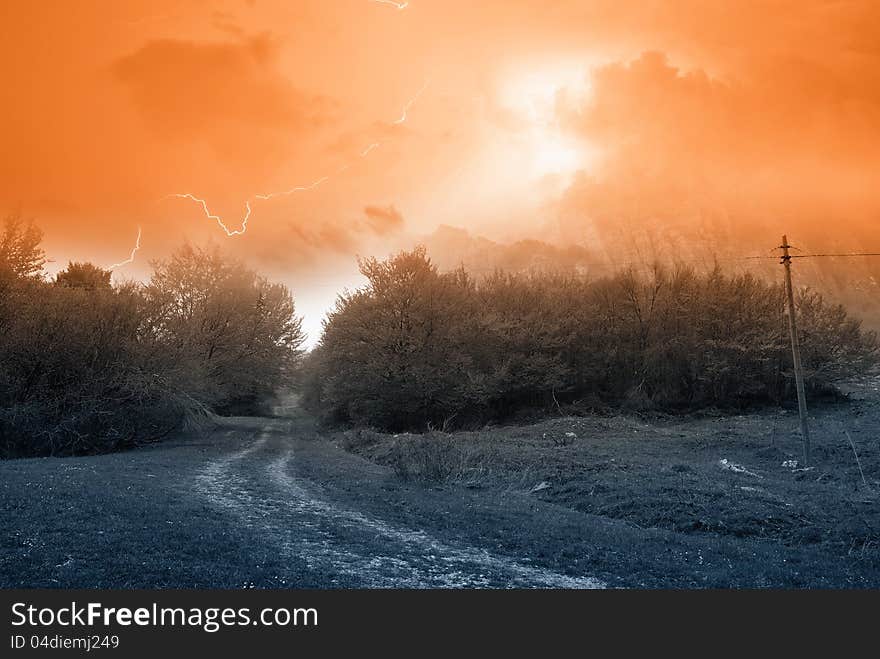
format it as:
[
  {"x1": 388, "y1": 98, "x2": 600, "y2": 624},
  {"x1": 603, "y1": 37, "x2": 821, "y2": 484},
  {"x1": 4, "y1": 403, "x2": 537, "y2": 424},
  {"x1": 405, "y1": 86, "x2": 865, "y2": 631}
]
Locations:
[
  {"x1": 340, "y1": 379, "x2": 880, "y2": 584},
  {"x1": 0, "y1": 424, "x2": 323, "y2": 588}
]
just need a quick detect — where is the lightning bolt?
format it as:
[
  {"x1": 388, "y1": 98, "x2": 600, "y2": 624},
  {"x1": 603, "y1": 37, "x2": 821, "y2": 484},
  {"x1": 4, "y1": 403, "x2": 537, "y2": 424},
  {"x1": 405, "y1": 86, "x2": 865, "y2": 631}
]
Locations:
[
  {"x1": 167, "y1": 195, "x2": 252, "y2": 236},
  {"x1": 392, "y1": 79, "x2": 428, "y2": 125},
  {"x1": 360, "y1": 142, "x2": 381, "y2": 157},
  {"x1": 108, "y1": 226, "x2": 142, "y2": 270},
  {"x1": 369, "y1": 0, "x2": 409, "y2": 9},
  {"x1": 253, "y1": 175, "x2": 330, "y2": 202},
  {"x1": 166, "y1": 81, "x2": 428, "y2": 237}
]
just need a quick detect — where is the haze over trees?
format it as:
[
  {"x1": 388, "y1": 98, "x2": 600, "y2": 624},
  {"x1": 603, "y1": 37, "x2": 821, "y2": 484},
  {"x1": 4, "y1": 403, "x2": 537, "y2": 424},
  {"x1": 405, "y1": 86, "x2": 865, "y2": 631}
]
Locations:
[
  {"x1": 0, "y1": 216, "x2": 305, "y2": 457},
  {"x1": 144, "y1": 244, "x2": 304, "y2": 414},
  {"x1": 304, "y1": 248, "x2": 879, "y2": 431}
]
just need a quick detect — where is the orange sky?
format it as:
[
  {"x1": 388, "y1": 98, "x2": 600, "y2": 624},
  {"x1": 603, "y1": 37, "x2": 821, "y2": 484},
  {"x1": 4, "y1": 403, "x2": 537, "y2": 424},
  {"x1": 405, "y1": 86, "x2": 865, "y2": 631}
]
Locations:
[{"x1": 3, "y1": 1, "x2": 880, "y2": 341}]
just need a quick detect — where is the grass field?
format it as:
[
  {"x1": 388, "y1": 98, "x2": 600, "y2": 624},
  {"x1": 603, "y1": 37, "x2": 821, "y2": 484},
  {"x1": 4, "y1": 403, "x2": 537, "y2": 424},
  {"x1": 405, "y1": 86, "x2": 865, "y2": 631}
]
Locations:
[{"x1": 340, "y1": 378, "x2": 880, "y2": 586}]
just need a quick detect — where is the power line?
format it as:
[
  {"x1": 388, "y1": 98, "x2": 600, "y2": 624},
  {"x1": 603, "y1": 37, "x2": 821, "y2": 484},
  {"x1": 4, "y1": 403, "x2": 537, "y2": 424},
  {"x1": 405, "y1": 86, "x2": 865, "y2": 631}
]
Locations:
[
  {"x1": 790, "y1": 252, "x2": 880, "y2": 258},
  {"x1": 438, "y1": 245, "x2": 880, "y2": 275}
]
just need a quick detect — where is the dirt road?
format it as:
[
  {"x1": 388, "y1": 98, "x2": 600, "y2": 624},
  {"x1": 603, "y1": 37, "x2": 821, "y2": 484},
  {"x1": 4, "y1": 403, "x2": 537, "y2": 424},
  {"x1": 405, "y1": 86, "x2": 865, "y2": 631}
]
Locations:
[
  {"x1": 2, "y1": 415, "x2": 613, "y2": 588},
  {"x1": 195, "y1": 418, "x2": 603, "y2": 588}
]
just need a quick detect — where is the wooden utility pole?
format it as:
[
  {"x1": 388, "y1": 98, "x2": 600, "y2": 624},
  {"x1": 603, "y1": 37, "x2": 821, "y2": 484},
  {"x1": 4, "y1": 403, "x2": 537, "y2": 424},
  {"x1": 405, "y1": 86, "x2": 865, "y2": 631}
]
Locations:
[{"x1": 780, "y1": 235, "x2": 811, "y2": 465}]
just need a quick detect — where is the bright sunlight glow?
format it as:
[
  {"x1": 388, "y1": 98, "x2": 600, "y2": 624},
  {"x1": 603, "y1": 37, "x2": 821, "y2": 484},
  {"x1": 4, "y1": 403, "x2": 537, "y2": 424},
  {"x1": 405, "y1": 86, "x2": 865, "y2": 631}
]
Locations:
[{"x1": 498, "y1": 65, "x2": 593, "y2": 178}]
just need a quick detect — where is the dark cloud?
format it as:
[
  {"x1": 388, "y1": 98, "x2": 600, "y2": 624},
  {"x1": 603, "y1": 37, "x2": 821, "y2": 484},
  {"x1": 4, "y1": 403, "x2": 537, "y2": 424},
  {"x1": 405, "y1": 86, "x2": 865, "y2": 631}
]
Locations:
[
  {"x1": 113, "y1": 34, "x2": 336, "y2": 167},
  {"x1": 363, "y1": 205, "x2": 404, "y2": 235},
  {"x1": 211, "y1": 11, "x2": 246, "y2": 38}
]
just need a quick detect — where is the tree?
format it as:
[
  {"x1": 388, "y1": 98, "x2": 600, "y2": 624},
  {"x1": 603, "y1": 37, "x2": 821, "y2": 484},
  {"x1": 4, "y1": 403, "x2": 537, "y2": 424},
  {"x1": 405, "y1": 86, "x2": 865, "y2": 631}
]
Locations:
[
  {"x1": 55, "y1": 262, "x2": 112, "y2": 290},
  {"x1": 145, "y1": 244, "x2": 305, "y2": 413},
  {"x1": 310, "y1": 247, "x2": 483, "y2": 429},
  {"x1": 0, "y1": 213, "x2": 46, "y2": 279}
]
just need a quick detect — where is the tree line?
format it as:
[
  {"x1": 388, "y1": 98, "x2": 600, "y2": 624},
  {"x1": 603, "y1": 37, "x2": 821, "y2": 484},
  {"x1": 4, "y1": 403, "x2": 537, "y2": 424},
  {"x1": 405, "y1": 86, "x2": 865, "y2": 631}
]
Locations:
[
  {"x1": 4, "y1": 214, "x2": 877, "y2": 454},
  {"x1": 0, "y1": 215, "x2": 304, "y2": 457},
  {"x1": 303, "y1": 247, "x2": 879, "y2": 431}
]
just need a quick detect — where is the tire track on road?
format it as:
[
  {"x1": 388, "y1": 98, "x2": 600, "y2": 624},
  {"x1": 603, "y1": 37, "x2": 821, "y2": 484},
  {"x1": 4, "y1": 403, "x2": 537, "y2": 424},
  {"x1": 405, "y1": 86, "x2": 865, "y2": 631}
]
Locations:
[{"x1": 198, "y1": 424, "x2": 605, "y2": 588}]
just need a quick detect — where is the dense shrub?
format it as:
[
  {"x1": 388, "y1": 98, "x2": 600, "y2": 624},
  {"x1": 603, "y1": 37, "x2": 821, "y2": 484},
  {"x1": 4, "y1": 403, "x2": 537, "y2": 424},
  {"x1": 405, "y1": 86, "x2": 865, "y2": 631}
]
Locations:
[
  {"x1": 0, "y1": 218, "x2": 305, "y2": 457},
  {"x1": 387, "y1": 434, "x2": 468, "y2": 483},
  {"x1": 304, "y1": 248, "x2": 879, "y2": 430},
  {"x1": 0, "y1": 279, "x2": 188, "y2": 456}
]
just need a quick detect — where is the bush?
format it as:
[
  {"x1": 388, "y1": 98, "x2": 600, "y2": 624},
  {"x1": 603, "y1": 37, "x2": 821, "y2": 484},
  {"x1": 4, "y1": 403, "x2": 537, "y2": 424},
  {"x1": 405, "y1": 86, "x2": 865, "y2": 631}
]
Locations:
[
  {"x1": 304, "y1": 249, "x2": 879, "y2": 430},
  {"x1": 388, "y1": 434, "x2": 467, "y2": 483},
  {"x1": 0, "y1": 278, "x2": 188, "y2": 456}
]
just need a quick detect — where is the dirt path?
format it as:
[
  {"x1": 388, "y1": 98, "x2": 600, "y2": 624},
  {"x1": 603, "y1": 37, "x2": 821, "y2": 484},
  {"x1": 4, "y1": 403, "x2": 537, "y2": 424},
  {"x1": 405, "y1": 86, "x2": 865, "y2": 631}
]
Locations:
[{"x1": 196, "y1": 421, "x2": 604, "y2": 588}]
